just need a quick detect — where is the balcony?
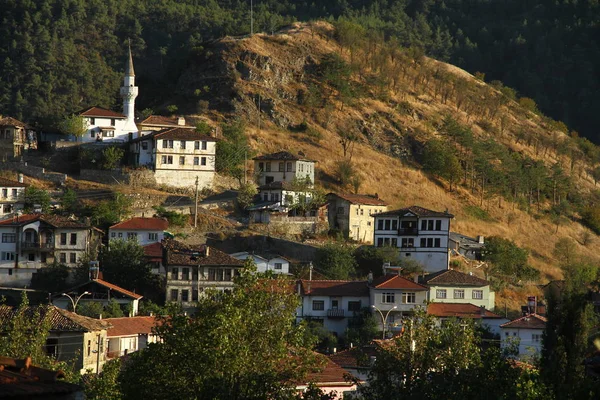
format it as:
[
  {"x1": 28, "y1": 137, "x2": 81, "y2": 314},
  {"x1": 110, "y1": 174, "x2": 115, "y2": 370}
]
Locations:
[
  {"x1": 398, "y1": 228, "x2": 418, "y2": 236},
  {"x1": 21, "y1": 241, "x2": 54, "y2": 251},
  {"x1": 327, "y1": 309, "x2": 345, "y2": 319}
]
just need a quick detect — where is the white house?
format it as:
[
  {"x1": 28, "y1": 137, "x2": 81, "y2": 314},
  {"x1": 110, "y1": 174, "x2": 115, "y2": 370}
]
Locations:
[
  {"x1": 426, "y1": 302, "x2": 508, "y2": 336},
  {"x1": 369, "y1": 273, "x2": 429, "y2": 336},
  {"x1": 129, "y1": 127, "x2": 217, "y2": 188},
  {"x1": 109, "y1": 217, "x2": 168, "y2": 246},
  {"x1": 105, "y1": 316, "x2": 160, "y2": 359},
  {"x1": 229, "y1": 251, "x2": 290, "y2": 275},
  {"x1": 0, "y1": 176, "x2": 26, "y2": 220},
  {"x1": 0, "y1": 214, "x2": 102, "y2": 287},
  {"x1": 327, "y1": 193, "x2": 388, "y2": 243},
  {"x1": 253, "y1": 151, "x2": 315, "y2": 186},
  {"x1": 501, "y1": 314, "x2": 547, "y2": 360},
  {"x1": 420, "y1": 269, "x2": 495, "y2": 310},
  {"x1": 296, "y1": 280, "x2": 370, "y2": 337},
  {"x1": 373, "y1": 205, "x2": 453, "y2": 273}
]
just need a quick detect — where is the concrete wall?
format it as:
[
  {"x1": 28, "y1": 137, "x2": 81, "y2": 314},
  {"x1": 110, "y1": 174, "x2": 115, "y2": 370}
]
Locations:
[
  {"x1": 427, "y1": 285, "x2": 495, "y2": 310},
  {"x1": 79, "y1": 168, "x2": 157, "y2": 187},
  {"x1": 153, "y1": 169, "x2": 214, "y2": 189},
  {"x1": 207, "y1": 234, "x2": 319, "y2": 263}
]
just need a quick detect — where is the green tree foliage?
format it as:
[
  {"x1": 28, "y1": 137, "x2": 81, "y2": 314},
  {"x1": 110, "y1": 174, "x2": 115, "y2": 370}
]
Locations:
[
  {"x1": 23, "y1": 186, "x2": 51, "y2": 214},
  {"x1": 215, "y1": 120, "x2": 250, "y2": 181},
  {"x1": 91, "y1": 193, "x2": 133, "y2": 228},
  {"x1": 581, "y1": 204, "x2": 600, "y2": 234},
  {"x1": 78, "y1": 299, "x2": 125, "y2": 319},
  {"x1": 84, "y1": 358, "x2": 123, "y2": 400},
  {"x1": 102, "y1": 146, "x2": 125, "y2": 170},
  {"x1": 30, "y1": 262, "x2": 70, "y2": 294},
  {"x1": 118, "y1": 271, "x2": 321, "y2": 399},
  {"x1": 483, "y1": 236, "x2": 539, "y2": 282},
  {"x1": 345, "y1": 308, "x2": 379, "y2": 346},
  {"x1": 60, "y1": 115, "x2": 87, "y2": 141},
  {"x1": 60, "y1": 188, "x2": 79, "y2": 215},
  {"x1": 354, "y1": 246, "x2": 399, "y2": 277},
  {"x1": 552, "y1": 238, "x2": 578, "y2": 267},
  {"x1": 100, "y1": 239, "x2": 153, "y2": 294},
  {"x1": 314, "y1": 242, "x2": 357, "y2": 279},
  {"x1": 237, "y1": 182, "x2": 258, "y2": 210},
  {"x1": 422, "y1": 138, "x2": 463, "y2": 190},
  {"x1": 152, "y1": 205, "x2": 187, "y2": 227}
]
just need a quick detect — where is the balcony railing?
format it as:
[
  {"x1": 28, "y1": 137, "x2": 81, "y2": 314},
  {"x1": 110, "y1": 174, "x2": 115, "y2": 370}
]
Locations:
[
  {"x1": 327, "y1": 309, "x2": 345, "y2": 318},
  {"x1": 21, "y1": 241, "x2": 54, "y2": 250},
  {"x1": 398, "y1": 228, "x2": 418, "y2": 236}
]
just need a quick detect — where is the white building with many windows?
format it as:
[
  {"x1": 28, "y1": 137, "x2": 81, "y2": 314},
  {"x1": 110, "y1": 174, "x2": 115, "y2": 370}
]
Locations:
[
  {"x1": 373, "y1": 206, "x2": 453, "y2": 273},
  {"x1": 420, "y1": 269, "x2": 495, "y2": 310},
  {"x1": 501, "y1": 314, "x2": 547, "y2": 360},
  {"x1": 327, "y1": 193, "x2": 388, "y2": 243},
  {"x1": 109, "y1": 217, "x2": 168, "y2": 247},
  {"x1": 229, "y1": 251, "x2": 290, "y2": 275},
  {"x1": 129, "y1": 127, "x2": 217, "y2": 188},
  {"x1": 253, "y1": 151, "x2": 315, "y2": 187},
  {"x1": 0, "y1": 176, "x2": 26, "y2": 220}
]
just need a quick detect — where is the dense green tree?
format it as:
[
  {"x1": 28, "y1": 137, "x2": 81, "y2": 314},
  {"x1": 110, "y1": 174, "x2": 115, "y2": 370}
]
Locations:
[
  {"x1": 215, "y1": 120, "x2": 251, "y2": 182},
  {"x1": 23, "y1": 187, "x2": 51, "y2": 214},
  {"x1": 84, "y1": 358, "x2": 123, "y2": 400},
  {"x1": 483, "y1": 236, "x2": 539, "y2": 282},
  {"x1": 60, "y1": 115, "x2": 87, "y2": 141},
  {"x1": 314, "y1": 242, "x2": 357, "y2": 279},
  {"x1": 346, "y1": 307, "x2": 379, "y2": 346},
  {"x1": 30, "y1": 262, "x2": 70, "y2": 294},
  {"x1": 100, "y1": 239, "x2": 152, "y2": 294}
]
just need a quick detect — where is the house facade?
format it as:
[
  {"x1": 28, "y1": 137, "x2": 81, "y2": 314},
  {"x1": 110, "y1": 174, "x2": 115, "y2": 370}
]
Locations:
[
  {"x1": 500, "y1": 314, "x2": 547, "y2": 360},
  {"x1": 0, "y1": 176, "x2": 26, "y2": 220},
  {"x1": 296, "y1": 280, "x2": 371, "y2": 337},
  {"x1": 327, "y1": 193, "x2": 388, "y2": 243},
  {"x1": 163, "y1": 239, "x2": 244, "y2": 310},
  {"x1": 426, "y1": 302, "x2": 508, "y2": 336},
  {"x1": 109, "y1": 217, "x2": 168, "y2": 246},
  {"x1": 129, "y1": 127, "x2": 217, "y2": 188},
  {"x1": 253, "y1": 151, "x2": 315, "y2": 186},
  {"x1": 105, "y1": 316, "x2": 159, "y2": 359},
  {"x1": 229, "y1": 251, "x2": 290, "y2": 275},
  {"x1": 0, "y1": 215, "x2": 102, "y2": 287},
  {"x1": 420, "y1": 269, "x2": 495, "y2": 310},
  {"x1": 449, "y1": 232, "x2": 485, "y2": 260},
  {"x1": 0, "y1": 116, "x2": 35, "y2": 159},
  {"x1": 137, "y1": 115, "x2": 194, "y2": 133},
  {"x1": 373, "y1": 206, "x2": 453, "y2": 273}
]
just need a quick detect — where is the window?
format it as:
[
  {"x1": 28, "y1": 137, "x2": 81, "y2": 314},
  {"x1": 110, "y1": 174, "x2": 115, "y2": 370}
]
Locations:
[
  {"x1": 472, "y1": 290, "x2": 483, "y2": 299},
  {"x1": 11, "y1": 189, "x2": 17, "y2": 197},
  {"x1": 179, "y1": 156, "x2": 185, "y2": 165},
  {"x1": 436, "y1": 289, "x2": 447, "y2": 299},
  {"x1": 278, "y1": 162, "x2": 284, "y2": 172},
  {"x1": 391, "y1": 238, "x2": 397, "y2": 247},
  {"x1": 162, "y1": 140, "x2": 168, "y2": 148},
  {"x1": 70, "y1": 233, "x2": 77, "y2": 245},
  {"x1": 194, "y1": 141, "x2": 200, "y2": 150},
  {"x1": 201, "y1": 157, "x2": 207, "y2": 166},
  {"x1": 149, "y1": 233, "x2": 158, "y2": 241},
  {"x1": 127, "y1": 232, "x2": 138, "y2": 239},
  {"x1": 87, "y1": 340, "x2": 91, "y2": 357},
  {"x1": 367, "y1": 221, "x2": 372, "y2": 226},
  {"x1": 90, "y1": 117, "x2": 95, "y2": 125},
  {"x1": 224, "y1": 269, "x2": 232, "y2": 281},
  {"x1": 454, "y1": 289, "x2": 465, "y2": 299},
  {"x1": 59, "y1": 253, "x2": 66, "y2": 263},
  {"x1": 2, "y1": 233, "x2": 15, "y2": 243},
  {"x1": 420, "y1": 238, "x2": 426, "y2": 247},
  {"x1": 28, "y1": 253, "x2": 35, "y2": 261},
  {"x1": 331, "y1": 300, "x2": 339, "y2": 309},
  {"x1": 111, "y1": 232, "x2": 116, "y2": 238},
  {"x1": 312, "y1": 300, "x2": 325, "y2": 311},
  {"x1": 193, "y1": 157, "x2": 199, "y2": 165},
  {"x1": 118, "y1": 232, "x2": 123, "y2": 238},
  {"x1": 69, "y1": 253, "x2": 76, "y2": 263},
  {"x1": 60, "y1": 233, "x2": 67, "y2": 245},
  {"x1": 1, "y1": 189, "x2": 6, "y2": 198},
  {"x1": 170, "y1": 289, "x2": 178, "y2": 301},
  {"x1": 110, "y1": 118, "x2": 116, "y2": 126},
  {"x1": 377, "y1": 238, "x2": 383, "y2": 247},
  {"x1": 401, "y1": 238, "x2": 414, "y2": 248},
  {"x1": 382, "y1": 292, "x2": 395, "y2": 303},
  {"x1": 141, "y1": 141, "x2": 148, "y2": 150},
  {"x1": 435, "y1": 220, "x2": 442, "y2": 230},
  {"x1": 41, "y1": 253, "x2": 47, "y2": 263},
  {"x1": 265, "y1": 163, "x2": 271, "y2": 172},
  {"x1": 201, "y1": 141, "x2": 207, "y2": 150},
  {"x1": 287, "y1": 162, "x2": 292, "y2": 172},
  {"x1": 420, "y1": 220, "x2": 427, "y2": 230},
  {"x1": 181, "y1": 290, "x2": 189, "y2": 302},
  {"x1": 402, "y1": 292, "x2": 416, "y2": 304},
  {"x1": 180, "y1": 141, "x2": 186, "y2": 149},
  {"x1": 258, "y1": 162, "x2": 264, "y2": 171},
  {"x1": 192, "y1": 269, "x2": 198, "y2": 281},
  {"x1": 274, "y1": 262, "x2": 282, "y2": 270},
  {"x1": 171, "y1": 268, "x2": 179, "y2": 280},
  {"x1": 1, "y1": 252, "x2": 15, "y2": 261},
  {"x1": 161, "y1": 155, "x2": 173, "y2": 164},
  {"x1": 192, "y1": 289, "x2": 199, "y2": 301},
  {"x1": 427, "y1": 220, "x2": 434, "y2": 230},
  {"x1": 348, "y1": 301, "x2": 361, "y2": 312},
  {"x1": 45, "y1": 338, "x2": 58, "y2": 357},
  {"x1": 168, "y1": 140, "x2": 173, "y2": 148},
  {"x1": 391, "y1": 220, "x2": 398, "y2": 230},
  {"x1": 182, "y1": 268, "x2": 190, "y2": 280},
  {"x1": 360, "y1": 209, "x2": 364, "y2": 216},
  {"x1": 427, "y1": 238, "x2": 433, "y2": 247},
  {"x1": 434, "y1": 238, "x2": 441, "y2": 247},
  {"x1": 208, "y1": 268, "x2": 217, "y2": 281},
  {"x1": 377, "y1": 220, "x2": 384, "y2": 230},
  {"x1": 384, "y1": 220, "x2": 391, "y2": 230},
  {"x1": 532, "y1": 334, "x2": 541, "y2": 342}
]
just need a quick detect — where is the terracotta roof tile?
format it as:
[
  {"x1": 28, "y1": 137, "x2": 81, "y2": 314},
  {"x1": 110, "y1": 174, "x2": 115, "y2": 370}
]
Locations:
[
  {"x1": 253, "y1": 151, "x2": 315, "y2": 162},
  {"x1": 110, "y1": 217, "x2": 168, "y2": 231},
  {"x1": 105, "y1": 316, "x2": 158, "y2": 337},
  {"x1": 328, "y1": 193, "x2": 387, "y2": 206},
  {"x1": 300, "y1": 280, "x2": 370, "y2": 297},
  {"x1": 78, "y1": 106, "x2": 126, "y2": 118},
  {"x1": 0, "y1": 177, "x2": 27, "y2": 188},
  {"x1": 422, "y1": 269, "x2": 489, "y2": 286},
  {"x1": 427, "y1": 303, "x2": 502, "y2": 319},
  {"x1": 375, "y1": 205, "x2": 454, "y2": 218},
  {"x1": 0, "y1": 305, "x2": 110, "y2": 332},
  {"x1": 139, "y1": 115, "x2": 192, "y2": 127},
  {"x1": 0, "y1": 116, "x2": 30, "y2": 128},
  {"x1": 92, "y1": 279, "x2": 143, "y2": 300},
  {"x1": 163, "y1": 239, "x2": 243, "y2": 267},
  {"x1": 0, "y1": 214, "x2": 91, "y2": 228},
  {"x1": 371, "y1": 274, "x2": 428, "y2": 290},
  {"x1": 132, "y1": 127, "x2": 216, "y2": 143},
  {"x1": 501, "y1": 314, "x2": 547, "y2": 329},
  {"x1": 143, "y1": 242, "x2": 163, "y2": 260},
  {"x1": 328, "y1": 347, "x2": 377, "y2": 369},
  {"x1": 0, "y1": 356, "x2": 82, "y2": 396},
  {"x1": 305, "y1": 354, "x2": 355, "y2": 387},
  {"x1": 0, "y1": 214, "x2": 40, "y2": 225}
]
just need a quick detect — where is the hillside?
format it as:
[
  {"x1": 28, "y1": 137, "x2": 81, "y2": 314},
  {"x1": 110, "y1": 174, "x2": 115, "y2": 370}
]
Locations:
[{"x1": 176, "y1": 22, "x2": 600, "y2": 309}]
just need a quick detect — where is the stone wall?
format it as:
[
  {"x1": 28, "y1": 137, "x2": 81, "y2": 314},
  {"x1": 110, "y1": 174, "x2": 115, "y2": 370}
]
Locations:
[
  {"x1": 207, "y1": 233, "x2": 318, "y2": 262},
  {"x1": 0, "y1": 161, "x2": 67, "y2": 184},
  {"x1": 79, "y1": 168, "x2": 156, "y2": 188}
]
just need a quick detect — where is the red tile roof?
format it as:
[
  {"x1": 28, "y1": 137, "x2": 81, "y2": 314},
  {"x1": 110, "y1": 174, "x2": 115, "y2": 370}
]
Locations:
[
  {"x1": 328, "y1": 193, "x2": 387, "y2": 206},
  {"x1": 305, "y1": 354, "x2": 356, "y2": 387},
  {"x1": 422, "y1": 269, "x2": 489, "y2": 286},
  {"x1": 110, "y1": 217, "x2": 168, "y2": 231},
  {"x1": 371, "y1": 274, "x2": 428, "y2": 291},
  {"x1": 0, "y1": 305, "x2": 111, "y2": 332},
  {"x1": 139, "y1": 115, "x2": 191, "y2": 127},
  {"x1": 143, "y1": 242, "x2": 163, "y2": 260},
  {"x1": 328, "y1": 347, "x2": 377, "y2": 369},
  {"x1": 427, "y1": 303, "x2": 503, "y2": 319},
  {"x1": 0, "y1": 356, "x2": 82, "y2": 396},
  {"x1": 300, "y1": 280, "x2": 370, "y2": 297},
  {"x1": 92, "y1": 279, "x2": 143, "y2": 300},
  {"x1": 375, "y1": 205, "x2": 454, "y2": 218},
  {"x1": 0, "y1": 177, "x2": 27, "y2": 188},
  {"x1": 0, "y1": 116, "x2": 30, "y2": 128},
  {"x1": 0, "y1": 214, "x2": 92, "y2": 228},
  {"x1": 253, "y1": 151, "x2": 313, "y2": 161},
  {"x1": 163, "y1": 239, "x2": 243, "y2": 267},
  {"x1": 78, "y1": 106, "x2": 126, "y2": 118},
  {"x1": 501, "y1": 314, "x2": 547, "y2": 329},
  {"x1": 105, "y1": 316, "x2": 158, "y2": 337},
  {"x1": 0, "y1": 214, "x2": 39, "y2": 225}
]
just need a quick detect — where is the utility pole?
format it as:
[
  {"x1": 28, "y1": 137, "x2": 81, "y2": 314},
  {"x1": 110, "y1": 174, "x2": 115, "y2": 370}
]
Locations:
[
  {"x1": 96, "y1": 334, "x2": 101, "y2": 375},
  {"x1": 194, "y1": 176, "x2": 199, "y2": 228},
  {"x1": 244, "y1": 150, "x2": 247, "y2": 185}
]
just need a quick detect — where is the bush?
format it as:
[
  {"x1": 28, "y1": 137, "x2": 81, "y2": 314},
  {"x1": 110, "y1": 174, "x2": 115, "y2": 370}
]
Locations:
[
  {"x1": 153, "y1": 206, "x2": 187, "y2": 227},
  {"x1": 315, "y1": 242, "x2": 357, "y2": 279},
  {"x1": 102, "y1": 146, "x2": 125, "y2": 170},
  {"x1": 464, "y1": 205, "x2": 494, "y2": 222}
]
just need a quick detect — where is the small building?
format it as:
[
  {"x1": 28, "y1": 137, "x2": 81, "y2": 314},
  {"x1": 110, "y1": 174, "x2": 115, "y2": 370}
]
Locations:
[
  {"x1": 163, "y1": 239, "x2": 244, "y2": 310},
  {"x1": 373, "y1": 206, "x2": 453, "y2": 273},
  {"x1": 328, "y1": 346, "x2": 377, "y2": 382},
  {"x1": 296, "y1": 280, "x2": 370, "y2": 337},
  {"x1": 143, "y1": 242, "x2": 165, "y2": 276},
  {"x1": 109, "y1": 217, "x2": 168, "y2": 246},
  {"x1": 229, "y1": 251, "x2": 290, "y2": 275},
  {"x1": 104, "y1": 316, "x2": 159, "y2": 359},
  {"x1": 53, "y1": 278, "x2": 143, "y2": 317},
  {"x1": 297, "y1": 355, "x2": 358, "y2": 399},
  {"x1": 137, "y1": 115, "x2": 194, "y2": 133},
  {"x1": 420, "y1": 269, "x2": 495, "y2": 310},
  {"x1": 129, "y1": 127, "x2": 217, "y2": 188},
  {"x1": 0, "y1": 116, "x2": 36, "y2": 159},
  {"x1": 426, "y1": 302, "x2": 508, "y2": 336},
  {"x1": 0, "y1": 214, "x2": 103, "y2": 287},
  {"x1": 500, "y1": 314, "x2": 547, "y2": 360},
  {"x1": 449, "y1": 232, "x2": 485, "y2": 260},
  {"x1": 0, "y1": 176, "x2": 27, "y2": 220},
  {"x1": 253, "y1": 151, "x2": 315, "y2": 186},
  {"x1": 327, "y1": 193, "x2": 388, "y2": 243}
]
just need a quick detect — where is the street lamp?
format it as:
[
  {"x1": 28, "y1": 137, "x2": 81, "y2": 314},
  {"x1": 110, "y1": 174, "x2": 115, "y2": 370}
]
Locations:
[
  {"x1": 61, "y1": 291, "x2": 91, "y2": 313},
  {"x1": 372, "y1": 305, "x2": 397, "y2": 340}
]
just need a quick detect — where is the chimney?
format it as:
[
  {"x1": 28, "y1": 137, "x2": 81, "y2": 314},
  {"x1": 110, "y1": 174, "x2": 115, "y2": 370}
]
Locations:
[
  {"x1": 205, "y1": 246, "x2": 210, "y2": 257},
  {"x1": 382, "y1": 262, "x2": 390, "y2": 275},
  {"x1": 479, "y1": 305, "x2": 486, "y2": 317},
  {"x1": 413, "y1": 274, "x2": 419, "y2": 283},
  {"x1": 177, "y1": 117, "x2": 186, "y2": 126},
  {"x1": 99, "y1": 314, "x2": 102, "y2": 320},
  {"x1": 309, "y1": 262, "x2": 313, "y2": 281},
  {"x1": 17, "y1": 173, "x2": 23, "y2": 183},
  {"x1": 367, "y1": 271, "x2": 373, "y2": 285},
  {"x1": 477, "y1": 235, "x2": 485, "y2": 244}
]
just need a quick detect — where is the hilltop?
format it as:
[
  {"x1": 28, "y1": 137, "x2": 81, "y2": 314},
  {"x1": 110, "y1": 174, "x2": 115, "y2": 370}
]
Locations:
[{"x1": 173, "y1": 22, "x2": 600, "y2": 308}]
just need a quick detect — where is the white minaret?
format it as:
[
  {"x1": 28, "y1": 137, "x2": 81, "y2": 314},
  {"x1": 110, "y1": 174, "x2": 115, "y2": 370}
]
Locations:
[{"x1": 120, "y1": 42, "x2": 139, "y2": 136}]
